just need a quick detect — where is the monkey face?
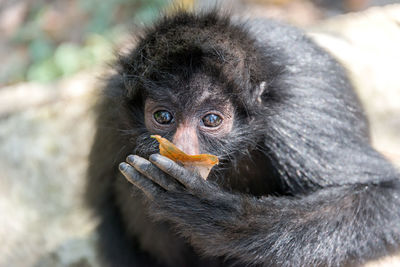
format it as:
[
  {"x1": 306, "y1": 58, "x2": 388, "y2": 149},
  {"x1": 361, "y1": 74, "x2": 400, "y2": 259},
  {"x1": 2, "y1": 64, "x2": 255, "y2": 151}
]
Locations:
[
  {"x1": 144, "y1": 96, "x2": 234, "y2": 156},
  {"x1": 142, "y1": 66, "x2": 236, "y2": 158}
]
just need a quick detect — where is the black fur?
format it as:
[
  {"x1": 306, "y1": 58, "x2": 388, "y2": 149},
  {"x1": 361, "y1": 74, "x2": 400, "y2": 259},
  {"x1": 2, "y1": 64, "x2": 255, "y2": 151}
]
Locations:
[{"x1": 86, "y1": 10, "x2": 400, "y2": 267}]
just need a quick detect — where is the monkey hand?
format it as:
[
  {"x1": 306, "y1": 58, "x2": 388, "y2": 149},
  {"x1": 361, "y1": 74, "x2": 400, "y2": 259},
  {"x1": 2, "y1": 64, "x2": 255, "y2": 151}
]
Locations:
[{"x1": 119, "y1": 153, "x2": 242, "y2": 225}]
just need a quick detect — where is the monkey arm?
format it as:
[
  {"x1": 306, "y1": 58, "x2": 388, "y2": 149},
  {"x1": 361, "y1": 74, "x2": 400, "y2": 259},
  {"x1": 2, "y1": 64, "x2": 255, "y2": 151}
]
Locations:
[{"x1": 119, "y1": 154, "x2": 400, "y2": 266}]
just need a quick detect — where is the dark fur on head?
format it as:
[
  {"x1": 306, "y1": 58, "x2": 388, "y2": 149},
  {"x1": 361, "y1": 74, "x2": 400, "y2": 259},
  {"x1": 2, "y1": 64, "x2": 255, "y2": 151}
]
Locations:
[
  {"x1": 114, "y1": 11, "x2": 285, "y2": 194},
  {"x1": 120, "y1": 11, "x2": 284, "y2": 114}
]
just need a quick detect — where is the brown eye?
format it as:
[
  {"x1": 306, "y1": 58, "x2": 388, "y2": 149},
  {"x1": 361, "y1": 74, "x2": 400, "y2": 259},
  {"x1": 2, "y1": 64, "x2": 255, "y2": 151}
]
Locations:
[
  {"x1": 202, "y1": 114, "x2": 222, "y2": 127},
  {"x1": 154, "y1": 110, "x2": 173, "y2": 124}
]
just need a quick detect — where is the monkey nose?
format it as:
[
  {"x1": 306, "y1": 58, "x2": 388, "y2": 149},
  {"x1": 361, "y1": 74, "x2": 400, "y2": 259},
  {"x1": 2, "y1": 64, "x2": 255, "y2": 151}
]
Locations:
[{"x1": 172, "y1": 126, "x2": 200, "y2": 155}]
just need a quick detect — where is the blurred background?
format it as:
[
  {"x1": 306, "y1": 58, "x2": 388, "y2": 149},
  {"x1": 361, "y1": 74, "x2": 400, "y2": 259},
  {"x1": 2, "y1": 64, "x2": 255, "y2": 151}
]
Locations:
[{"x1": 0, "y1": 0, "x2": 399, "y2": 266}]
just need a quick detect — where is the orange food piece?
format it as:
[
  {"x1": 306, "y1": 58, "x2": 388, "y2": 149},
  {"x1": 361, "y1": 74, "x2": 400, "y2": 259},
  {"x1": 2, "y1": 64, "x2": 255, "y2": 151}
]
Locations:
[{"x1": 151, "y1": 135, "x2": 219, "y2": 179}]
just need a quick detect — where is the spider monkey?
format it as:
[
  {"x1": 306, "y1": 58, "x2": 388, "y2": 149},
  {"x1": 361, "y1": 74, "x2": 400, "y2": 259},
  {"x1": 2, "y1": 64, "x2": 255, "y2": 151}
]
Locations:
[{"x1": 86, "y1": 10, "x2": 400, "y2": 267}]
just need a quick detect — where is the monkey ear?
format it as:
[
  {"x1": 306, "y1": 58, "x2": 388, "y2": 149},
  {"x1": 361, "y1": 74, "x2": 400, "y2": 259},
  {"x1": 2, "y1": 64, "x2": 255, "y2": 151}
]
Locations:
[{"x1": 254, "y1": 81, "x2": 267, "y2": 104}]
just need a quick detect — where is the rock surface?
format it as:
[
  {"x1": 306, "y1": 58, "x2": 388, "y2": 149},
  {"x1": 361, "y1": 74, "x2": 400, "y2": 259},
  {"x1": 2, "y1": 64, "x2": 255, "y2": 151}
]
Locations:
[{"x1": 0, "y1": 72, "x2": 101, "y2": 266}]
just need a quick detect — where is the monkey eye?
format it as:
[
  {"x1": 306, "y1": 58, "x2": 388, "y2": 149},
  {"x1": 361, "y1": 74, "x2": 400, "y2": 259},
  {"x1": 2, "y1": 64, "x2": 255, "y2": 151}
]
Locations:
[
  {"x1": 153, "y1": 110, "x2": 173, "y2": 124},
  {"x1": 202, "y1": 114, "x2": 222, "y2": 128}
]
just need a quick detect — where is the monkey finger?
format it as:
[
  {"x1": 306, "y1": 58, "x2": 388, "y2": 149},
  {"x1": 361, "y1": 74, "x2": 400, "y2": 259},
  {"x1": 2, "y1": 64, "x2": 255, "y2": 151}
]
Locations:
[
  {"x1": 126, "y1": 155, "x2": 180, "y2": 192},
  {"x1": 119, "y1": 162, "x2": 161, "y2": 200},
  {"x1": 149, "y1": 154, "x2": 203, "y2": 190}
]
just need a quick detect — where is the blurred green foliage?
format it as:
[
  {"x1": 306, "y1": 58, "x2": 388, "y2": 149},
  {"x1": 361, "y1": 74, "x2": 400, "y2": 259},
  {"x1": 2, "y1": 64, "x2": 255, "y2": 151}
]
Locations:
[{"x1": 8, "y1": 0, "x2": 169, "y2": 84}]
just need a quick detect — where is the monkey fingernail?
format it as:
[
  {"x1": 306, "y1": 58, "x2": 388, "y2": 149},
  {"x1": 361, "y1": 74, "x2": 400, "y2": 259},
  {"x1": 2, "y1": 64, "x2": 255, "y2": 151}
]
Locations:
[
  {"x1": 119, "y1": 162, "x2": 129, "y2": 172},
  {"x1": 126, "y1": 154, "x2": 137, "y2": 164},
  {"x1": 119, "y1": 163, "x2": 139, "y2": 185},
  {"x1": 149, "y1": 153, "x2": 162, "y2": 163}
]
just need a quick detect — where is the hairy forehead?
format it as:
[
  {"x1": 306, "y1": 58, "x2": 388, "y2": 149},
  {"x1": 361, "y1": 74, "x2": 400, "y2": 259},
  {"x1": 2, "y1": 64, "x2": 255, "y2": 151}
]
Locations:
[{"x1": 145, "y1": 72, "x2": 231, "y2": 108}]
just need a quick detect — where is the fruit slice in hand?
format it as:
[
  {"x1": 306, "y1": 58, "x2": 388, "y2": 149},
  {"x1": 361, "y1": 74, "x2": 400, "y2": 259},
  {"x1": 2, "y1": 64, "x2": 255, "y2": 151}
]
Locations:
[{"x1": 151, "y1": 135, "x2": 218, "y2": 180}]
